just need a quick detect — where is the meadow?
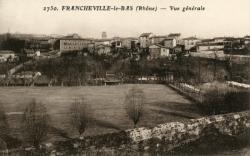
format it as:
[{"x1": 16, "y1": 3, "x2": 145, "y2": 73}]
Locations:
[{"x1": 0, "y1": 84, "x2": 202, "y2": 143}]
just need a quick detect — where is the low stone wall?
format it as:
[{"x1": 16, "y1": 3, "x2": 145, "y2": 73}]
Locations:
[
  {"x1": 54, "y1": 111, "x2": 250, "y2": 154},
  {"x1": 227, "y1": 81, "x2": 250, "y2": 89}
]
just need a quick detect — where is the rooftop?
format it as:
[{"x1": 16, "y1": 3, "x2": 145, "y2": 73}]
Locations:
[
  {"x1": 183, "y1": 37, "x2": 199, "y2": 40},
  {"x1": 197, "y1": 42, "x2": 224, "y2": 46},
  {"x1": 168, "y1": 33, "x2": 181, "y2": 37},
  {"x1": 149, "y1": 35, "x2": 168, "y2": 39},
  {"x1": 149, "y1": 44, "x2": 168, "y2": 48},
  {"x1": 60, "y1": 38, "x2": 92, "y2": 41},
  {"x1": 162, "y1": 37, "x2": 175, "y2": 41},
  {"x1": 140, "y1": 33, "x2": 152, "y2": 37},
  {"x1": 0, "y1": 50, "x2": 15, "y2": 54},
  {"x1": 94, "y1": 38, "x2": 113, "y2": 42},
  {"x1": 96, "y1": 44, "x2": 111, "y2": 48}
]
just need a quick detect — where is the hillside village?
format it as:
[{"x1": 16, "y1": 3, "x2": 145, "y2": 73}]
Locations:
[
  {"x1": 0, "y1": 32, "x2": 250, "y2": 154},
  {"x1": 0, "y1": 32, "x2": 249, "y2": 86}
]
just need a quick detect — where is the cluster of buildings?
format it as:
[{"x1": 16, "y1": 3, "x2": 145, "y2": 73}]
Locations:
[
  {"x1": 140, "y1": 33, "x2": 250, "y2": 59},
  {"x1": 58, "y1": 33, "x2": 139, "y2": 56},
  {"x1": 0, "y1": 50, "x2": 16, "y2": 62},
  {"x1": 58, "y1": 32, "x2": 250, "y2": 60},
  {"x1": 0, "y1": 32, "x2": 250, "y2": 63},
  {"x1": 0, "y1": 32, "x2": 249, "y2": 86}
]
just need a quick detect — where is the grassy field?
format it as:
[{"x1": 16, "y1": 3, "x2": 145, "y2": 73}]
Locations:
[{"x1": 0, "y1": 84, "x2": 202, "y2": 143}]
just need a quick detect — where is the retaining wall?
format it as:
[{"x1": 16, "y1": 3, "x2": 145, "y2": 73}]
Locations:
[
  {"x1": 1, "y1": 111, "x2": 249, "y2": 155},
  {"x1": 54, "y1": 111, "x2": 250, "y2": 154}
]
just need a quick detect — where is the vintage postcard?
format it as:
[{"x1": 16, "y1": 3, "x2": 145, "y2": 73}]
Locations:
[{"x1": 0, "y1": 0, "x2": 250, "y2": 155}]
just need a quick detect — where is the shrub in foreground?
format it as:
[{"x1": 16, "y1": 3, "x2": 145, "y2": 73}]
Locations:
[
  {"x1": 0, "y1": 103, "x2": 9, "y2": 136},
  {"x1": 70, "y1": 98, "x2": 92, "y2": 136},
  {"x1": 200, "y1": 89, "x2": 250, "y2": 115},
  {"x1": 124, "y1": 87, "x2": 145, "y2": 128},
  {"x1": 22, "y1": 100, "x2": 49, "y2": 147}
]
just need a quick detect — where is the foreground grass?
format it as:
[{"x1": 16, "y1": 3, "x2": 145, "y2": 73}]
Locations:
[{"x1": 0, "y1": 84, "x2": 201, "y2": 143}]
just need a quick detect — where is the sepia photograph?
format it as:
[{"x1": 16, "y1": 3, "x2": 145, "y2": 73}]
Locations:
[{"x1": 0, "y1": 0, "x2": 250, "y2": 155}]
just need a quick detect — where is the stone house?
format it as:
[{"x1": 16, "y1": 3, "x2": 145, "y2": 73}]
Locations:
[
  {"x1": 121, "y1": 37, "x2": 138, "y2": 49},
  {"x1": 168, "y1": 33, "x2": 181, "y2": 44},
  {"x1": 182, "y1": 37, "x2": 201, "y2": 51},
  {"x1": 162, "y1": 38, "x2": 177, "y2": 48},
  {"x1": 149, "y1": 35, "x2": 168, "y2": 45},
  {"x1": 139, "y1": 33, "x2": 153, "y2": 48},
  {"x1": 149, "y1": 44, "x2": 170, "y2": 59}
]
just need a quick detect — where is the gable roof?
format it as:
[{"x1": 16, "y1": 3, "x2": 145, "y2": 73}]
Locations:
[
  {"x1": 64, "y1": 33, "x2": 82, "y2": 39},
  {"x1": 183, "y1": 37, "x2": 199, "y2": 40},
  {"x1": 0, "y1": 50, "x2": 15, "y2": 54},
  {"x1": 168, "y1": 33, "x2": 181, "y2": 37},
  {"x1": 140, "y1": 33, "x2": 152, "y2": 37},
  {"x1": 94, "y1": 39, "x2": 112, "y2": 42},
  {"x1": 149, "y1": 35, "x2": 168, "y2": 39},
  {"x1": 201, "y1": 39, "x2": 215, "y2": 42},
  {"x1": 162, "y1": 37, "x2": 176, "y2": 41},
  {"x1": 96, "y1": 44, "x2": 111, "y2": 48},
  {"x1": 213, "y1": 37, "x2": 227, "y2": 40}
]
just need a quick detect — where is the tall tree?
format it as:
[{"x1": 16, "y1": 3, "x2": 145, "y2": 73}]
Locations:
[
  {"x1": 124, "y1": 87, "x2": 145, "y2": 128},
  {"x1": 70, "y1": 98, "x2": 92, "y2": 136}
]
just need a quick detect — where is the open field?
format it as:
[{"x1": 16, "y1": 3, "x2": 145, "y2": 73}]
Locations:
[{"x1": 0, "y1": 84, "x2": 202, "y2": 143}]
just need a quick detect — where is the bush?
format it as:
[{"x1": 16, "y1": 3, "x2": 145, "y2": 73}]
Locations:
[
  {"x1": 0, "y1": 103, "x2": 9, "y2": 136},
  {"x1": 124, "y1": 87, "x2": 145, "y2": 128},
  {"x1": 22, "y1": 100, "x2": 49, "y2": 147},
  {"x1": 70, "y1": 98, "x2": 92, "y2": 136},
  {"x1": 200, "y1": 88, "x2": 250, "y2": 115}
]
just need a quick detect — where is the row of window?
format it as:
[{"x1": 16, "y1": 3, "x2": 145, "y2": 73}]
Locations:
[
  {"x1": 63, "y1": 42, "x2": 87, "y2": 46},
  {"x1": 62, "y1": 46, "x2": 85, "y2": 49}
]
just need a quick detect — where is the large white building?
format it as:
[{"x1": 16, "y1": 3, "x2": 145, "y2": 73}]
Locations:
[{"x1": 59, "y1": 39, "x2": 92, "y2": 52}]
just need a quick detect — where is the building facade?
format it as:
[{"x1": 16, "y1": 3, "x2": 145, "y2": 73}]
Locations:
[
  {"x1": 197, "y1": 43, "x2": 224, "y2": 52},
  {"x1": 162, "y1": 38, "x2": 177, "y2": 48},
  {"x1": 121, "y1": 38, "x2": 138, "y2": 49},
  {"x1": 59, "y1": 39, "x2": 92, "y2": 52},
  {"x1": 139, "y1": 33, "x2": 153, "y2": 48},
  {"x1": 149, "y1": 35, "x2": 168, "y2": 45},
  {"x1": 168, "y1": 33, "x2": 181, "y2": 44},
  {"x1": 182, "y1": 37, "x2": 200, "y2": 50},
  {"x1": 149, "y1": 44, "x2": 170, "y2": 59}
]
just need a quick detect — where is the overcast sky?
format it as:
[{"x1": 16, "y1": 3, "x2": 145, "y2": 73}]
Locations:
[{"x1": 0, "y1": 0, "x2": 250, "y2": 38}]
